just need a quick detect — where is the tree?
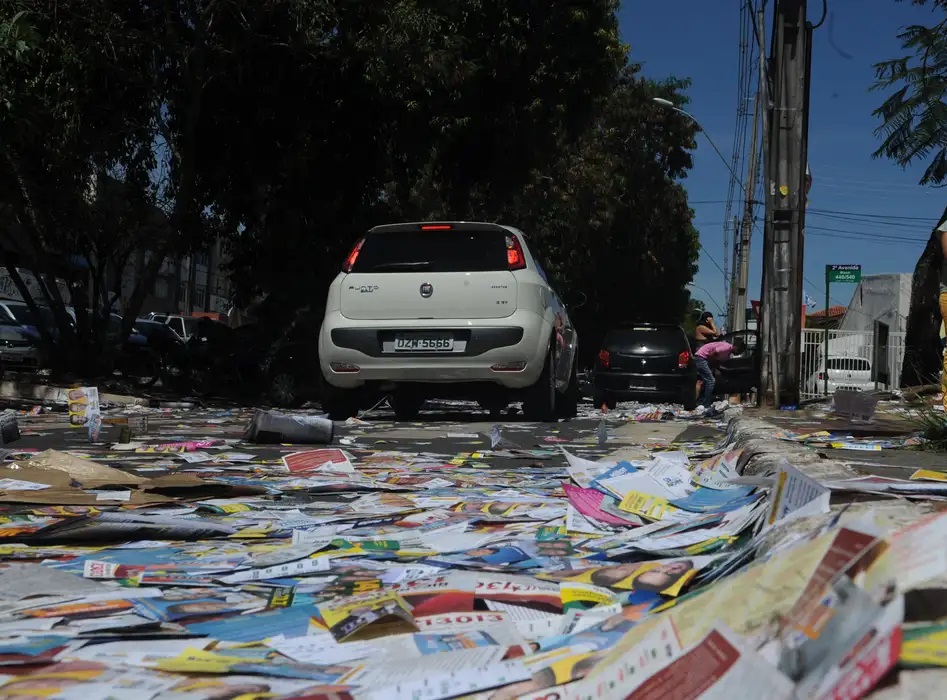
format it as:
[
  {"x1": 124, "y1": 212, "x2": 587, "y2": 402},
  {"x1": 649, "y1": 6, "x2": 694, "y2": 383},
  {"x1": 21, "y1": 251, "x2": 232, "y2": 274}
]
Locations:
[
  {"x1": 498, "y1": 66, "x2": 701, "y2": 366},
  {"x1": 0, "y1": 2, "x2": 169, "y2": 372},
  {"x1": 871, "y1": 0, "x2": 947, "y2": 387},
  {"x1": 221, "y1": 0, "x2": 626, "y2": 309}
]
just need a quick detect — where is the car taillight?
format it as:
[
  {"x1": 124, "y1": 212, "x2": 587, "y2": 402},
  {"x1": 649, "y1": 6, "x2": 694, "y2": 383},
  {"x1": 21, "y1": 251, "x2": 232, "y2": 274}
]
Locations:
[
  {"x1": 678, "y1": 350, "x2": 690, "y2": 368},
  {"x1": 420, "y1": 223, "x2": 452, "y2": 231},
  {"x1": 506, "y1": 235, "x2": 526, "y2": 271},
  {"x1": 598, "y1": 349, "x2": 610, "y2": 369},
  {"x1": 342, "y1": 238, "x2": 365, "y2": 272}
]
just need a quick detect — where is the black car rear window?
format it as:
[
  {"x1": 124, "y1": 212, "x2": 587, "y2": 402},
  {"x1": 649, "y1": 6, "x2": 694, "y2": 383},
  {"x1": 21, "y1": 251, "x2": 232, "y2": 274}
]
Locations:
[
  {"x1": 349, "y1": 230, "x2": 512, "y2": 273},
  {"x1": 604, "y1": 327, "x2": 688, "y2": 351}
]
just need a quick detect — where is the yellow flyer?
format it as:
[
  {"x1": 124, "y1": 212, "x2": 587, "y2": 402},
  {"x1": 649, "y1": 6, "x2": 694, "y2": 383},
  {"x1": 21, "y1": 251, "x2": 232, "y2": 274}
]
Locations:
[
  {"x1": 317, "y1": 588, "x2": 416, "y2": 641},
  {"x1": 910, "y1": 469, "x2": 947, "y2": 482},
  {"x1": 559, "y1": 581, "x2": 620, "y2": 611},
  {"x1": 155, "y1": 648, "x2": 250, "y2": 674},
  {"x1": 617, "y1": 491, "x2": 680, "y2": 521},
  {"x1": 538, "y1": 560, "x2": 696, "y2": 595}
]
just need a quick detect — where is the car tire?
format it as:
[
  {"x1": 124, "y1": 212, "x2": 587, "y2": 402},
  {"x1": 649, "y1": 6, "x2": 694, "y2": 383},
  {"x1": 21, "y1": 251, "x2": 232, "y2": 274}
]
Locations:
[
  {"x1": 391, "y1": 392, "x2": 424, "y2": 421},
  {"x1": 191, "y1": 369, "x2": 215, "y2": 398},
  {"x1": 269, "y1": 371, "x2": 304, "y2": 408},
  {"x1": 523, "y1": 343, "x2": 557, "y2": 422},
  {"x1": 682, "y1": 383, "x2": 698, "y2": 411},
  {"x1": 320, "y1": 379, "x2": 360, "y2": 421},
  {"x1": 556, "y1": 360, "x2": 579, "y2": 419},
  {"x1": 593, "y1": 393, "x2": 616, "y2": 411}
]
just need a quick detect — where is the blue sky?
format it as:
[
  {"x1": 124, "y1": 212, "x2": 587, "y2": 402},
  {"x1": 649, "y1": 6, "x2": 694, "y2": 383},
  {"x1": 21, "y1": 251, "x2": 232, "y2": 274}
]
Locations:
[{"x1": 620, "y1": 0, "x2": 946, "y2": 321}]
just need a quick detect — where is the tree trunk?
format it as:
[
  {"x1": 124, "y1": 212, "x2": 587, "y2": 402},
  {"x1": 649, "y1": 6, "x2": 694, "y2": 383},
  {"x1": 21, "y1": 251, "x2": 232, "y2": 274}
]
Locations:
[{"x1": 900, "y1": 203, "x2": 947, "y2": 388}]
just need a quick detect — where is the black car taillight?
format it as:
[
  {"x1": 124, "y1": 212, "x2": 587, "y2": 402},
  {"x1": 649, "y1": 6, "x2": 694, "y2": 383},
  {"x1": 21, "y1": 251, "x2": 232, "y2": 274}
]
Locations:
[
  {"x1": 678, "y1": 350, "x2": 690, "y2": 369},
  {"x1": 598, "y1": 349, "x2": 610, "y2": 369}
]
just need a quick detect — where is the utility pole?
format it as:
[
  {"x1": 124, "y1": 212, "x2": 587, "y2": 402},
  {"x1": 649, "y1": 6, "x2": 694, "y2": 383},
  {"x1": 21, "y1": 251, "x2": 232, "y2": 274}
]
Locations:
[
  {"x1": 729, "y1": 8, "x2": 765, "y2": 334},
  {"x1": 760, "y1": 0, "x2": 812, "y2": 407}
]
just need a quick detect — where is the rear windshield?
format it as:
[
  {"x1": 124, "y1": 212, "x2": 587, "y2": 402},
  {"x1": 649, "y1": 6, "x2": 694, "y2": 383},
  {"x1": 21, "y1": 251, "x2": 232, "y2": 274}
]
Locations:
[
  {"x1": 605, "y1": 327, "x2": 687, "y2": 350},
  {"x1": 828, "y1": 358, "x2": 870, "y2": 371},
  {"x1": 349, "y1": 230, "x2": 512, "y2": 273},
  {"x1": 5, "y1": 304, "x2": 37, "y2": 326}
]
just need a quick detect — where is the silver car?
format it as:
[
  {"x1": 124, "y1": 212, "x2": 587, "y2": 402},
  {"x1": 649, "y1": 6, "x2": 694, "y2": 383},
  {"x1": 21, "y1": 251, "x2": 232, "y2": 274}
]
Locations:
[{"x1": 0, "y1": 322, "x2": 40, "y2": 371}]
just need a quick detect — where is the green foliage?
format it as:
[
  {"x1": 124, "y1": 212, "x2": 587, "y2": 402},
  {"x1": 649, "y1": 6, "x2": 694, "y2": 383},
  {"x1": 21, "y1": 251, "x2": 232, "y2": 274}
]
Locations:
[
  {"x1": 0, "y1": 0, "x2": 701, "y2": 376},
  {"x1": 497, "y1": 67, "x2": 701, "y2": 363},
  {"x1": 871, "y1": 0, "x2": 947, "y2": 185},
  {"x1": 908, "y1": 406, "x2": 947, "y2": 451},
  {"x1": 872, "y1": 1, "x2": 947, "y2": 386}
]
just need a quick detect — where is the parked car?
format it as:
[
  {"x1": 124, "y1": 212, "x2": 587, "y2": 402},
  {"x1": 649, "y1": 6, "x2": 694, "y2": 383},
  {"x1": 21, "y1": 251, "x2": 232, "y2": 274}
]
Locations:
[
  {"x1": 713, "y1": 330, "x2": 760, "y2": 397},
  {"x1": 805, "y1": 356, "x2": 874, "y2": 395},
  {"x1": 0, "y1": 320, "x2": 41, "y2": 371},
  {"x1": 592, "y1": 323, "x2": 697, "y2": 410},
  {"x1": 318, "y1": 221, "x2": 580, "y2": 421},
  {"x1": 0, "y1": 300, "x2": 59, "y2": 341},
  {"x1": 145, "y1": 313, "x2": 200, "y2": 341},
  {"x1": 130, "y1": 319, "x2": 192, "y2": 390}
]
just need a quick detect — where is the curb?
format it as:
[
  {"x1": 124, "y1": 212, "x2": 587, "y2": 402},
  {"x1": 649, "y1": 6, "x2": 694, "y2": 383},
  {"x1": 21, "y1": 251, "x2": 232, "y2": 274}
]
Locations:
[
  {"x1": 726, "y1": 412, "x2": 938, "y2": 537},
  {"x1": 728, "y1": 414, "x2": 860, "y2": 482}
]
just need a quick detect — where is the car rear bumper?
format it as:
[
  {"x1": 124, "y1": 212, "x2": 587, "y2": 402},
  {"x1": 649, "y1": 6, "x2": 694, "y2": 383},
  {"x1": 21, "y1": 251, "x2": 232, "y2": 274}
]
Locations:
[
  {"x1": 319, "y1": 310, "x2": 549, "y2": 389},
  {"x1": 592, "y1": 370, "x2": 694, "y2": 401}
]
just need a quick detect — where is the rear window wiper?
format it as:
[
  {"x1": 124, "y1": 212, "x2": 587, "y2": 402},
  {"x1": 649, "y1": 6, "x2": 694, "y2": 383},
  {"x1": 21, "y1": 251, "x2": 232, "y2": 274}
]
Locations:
[{"x1": 368, "y1": 261, "x2": 432, "y2": 270}]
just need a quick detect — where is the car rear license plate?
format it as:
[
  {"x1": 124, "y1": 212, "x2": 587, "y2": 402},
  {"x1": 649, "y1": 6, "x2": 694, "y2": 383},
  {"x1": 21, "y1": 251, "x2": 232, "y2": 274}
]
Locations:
[{"x1": 394, "y1": 334, "x2": 454, "y2": 352}]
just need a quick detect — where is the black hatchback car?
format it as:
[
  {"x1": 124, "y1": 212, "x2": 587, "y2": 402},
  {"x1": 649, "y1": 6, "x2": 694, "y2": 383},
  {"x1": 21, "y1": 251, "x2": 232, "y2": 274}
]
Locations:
[{"x1": 592, "y1": 323, "x2": 697, "y2": 410}]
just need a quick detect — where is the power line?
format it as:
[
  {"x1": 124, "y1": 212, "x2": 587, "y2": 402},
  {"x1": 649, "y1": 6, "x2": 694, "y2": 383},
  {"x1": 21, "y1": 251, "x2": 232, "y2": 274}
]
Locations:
[
  {"x1": 699, "y1": 242, "x2": 728, "y2": 280},
  {"x1": 808, "y1": 208, "x2": 936, "y2": 222}
]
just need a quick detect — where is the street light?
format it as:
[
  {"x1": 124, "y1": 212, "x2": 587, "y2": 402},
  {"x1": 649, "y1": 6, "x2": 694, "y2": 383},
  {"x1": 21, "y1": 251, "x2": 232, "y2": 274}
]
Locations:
[{"x1": 651, "y1": 98, "x2": 748, "y2": 196}]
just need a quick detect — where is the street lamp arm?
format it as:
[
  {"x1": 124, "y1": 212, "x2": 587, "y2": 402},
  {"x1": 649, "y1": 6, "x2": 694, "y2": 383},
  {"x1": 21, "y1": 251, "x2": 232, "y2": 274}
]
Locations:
[{"x1": 651, "y1": 98, "x2": 749, "y2": 200}]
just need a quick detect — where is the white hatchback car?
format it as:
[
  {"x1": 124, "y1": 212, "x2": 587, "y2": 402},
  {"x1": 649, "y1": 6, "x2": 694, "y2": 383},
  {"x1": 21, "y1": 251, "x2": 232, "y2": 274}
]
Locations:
[{"x1": 318, "y1": 221, "x2": 579, "y2": 421}]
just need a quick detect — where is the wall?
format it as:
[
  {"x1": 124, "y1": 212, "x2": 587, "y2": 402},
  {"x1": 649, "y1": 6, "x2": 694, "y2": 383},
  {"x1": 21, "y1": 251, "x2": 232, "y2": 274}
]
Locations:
[{"x1": 838, "y1": 273, "x2": 910, "y2": 335}]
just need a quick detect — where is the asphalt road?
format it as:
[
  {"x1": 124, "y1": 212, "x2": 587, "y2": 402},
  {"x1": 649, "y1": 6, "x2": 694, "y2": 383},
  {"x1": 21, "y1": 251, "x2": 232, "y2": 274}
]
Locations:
[{"x1": 8, "y1": 399, "x2": 728, "y2": 480}]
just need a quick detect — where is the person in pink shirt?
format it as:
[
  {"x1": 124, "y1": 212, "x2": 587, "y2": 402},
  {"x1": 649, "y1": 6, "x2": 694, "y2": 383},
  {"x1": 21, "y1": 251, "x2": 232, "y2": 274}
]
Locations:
[{"x1": 694, "y1": 338, "x2": 745, "y2": 407}]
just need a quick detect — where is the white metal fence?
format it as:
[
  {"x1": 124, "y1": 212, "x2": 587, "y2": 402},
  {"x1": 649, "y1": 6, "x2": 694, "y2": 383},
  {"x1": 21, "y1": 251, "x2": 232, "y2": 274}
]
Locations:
[{"x1": 799, "y1": 328, "x2": 906, "y2": 401}]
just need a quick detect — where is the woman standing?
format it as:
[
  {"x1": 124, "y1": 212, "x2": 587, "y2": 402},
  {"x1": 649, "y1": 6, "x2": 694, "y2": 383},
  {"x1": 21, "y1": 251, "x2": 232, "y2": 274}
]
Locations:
[{"x1": 694, "y1": 311, "x2": 719, "y2": 348}]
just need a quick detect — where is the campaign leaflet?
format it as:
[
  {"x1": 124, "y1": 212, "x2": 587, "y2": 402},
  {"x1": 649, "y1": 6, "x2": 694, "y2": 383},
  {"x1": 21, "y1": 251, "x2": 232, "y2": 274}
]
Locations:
[
  {"x1": 475, "y1": 574, "x2": 563, "y2": 612},
  {"x1": 316, "y1": 589, "x2": 417, "y2": 642},
  {"x1": 0, "y1": 661, "x2": 179, "y2": 698},
  {"x1": 67, "y1": 388, "x2": 99, "y2": 429},
  {"x1": 387, "y1": 572, "x2": 477, "y2": 616},
  {"x1": 559, "y1": 581, "x2": 620, "y2": 612},
  {"x1": 132, "y1": 593, "x2": 259, "y2": 623},
  {"x1": 536, "y1": 558, "x2": 698, "y2": 596}
]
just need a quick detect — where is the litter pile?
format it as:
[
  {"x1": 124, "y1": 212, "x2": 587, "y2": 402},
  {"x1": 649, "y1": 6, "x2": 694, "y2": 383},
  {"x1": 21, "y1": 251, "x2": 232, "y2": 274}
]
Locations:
[{"x1": 0, "y1": 398, "x2": 941, "y2": 699}]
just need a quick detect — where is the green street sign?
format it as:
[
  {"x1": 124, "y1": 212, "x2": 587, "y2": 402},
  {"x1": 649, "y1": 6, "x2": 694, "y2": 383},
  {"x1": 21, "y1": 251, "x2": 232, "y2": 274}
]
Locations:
[{"x1": 826, "y1": 264, "x2": 861, "y2": 284}]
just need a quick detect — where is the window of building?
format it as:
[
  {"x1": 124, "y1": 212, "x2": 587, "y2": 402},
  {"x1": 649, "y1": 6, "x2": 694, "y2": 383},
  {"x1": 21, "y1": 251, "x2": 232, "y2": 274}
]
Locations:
[{"x1": 193, "y1": 285, "x2": 206, "y2": 309}]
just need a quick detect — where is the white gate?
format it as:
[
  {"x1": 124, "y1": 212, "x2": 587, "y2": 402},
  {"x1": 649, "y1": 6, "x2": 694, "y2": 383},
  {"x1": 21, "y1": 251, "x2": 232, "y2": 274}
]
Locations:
[{"x1": 799, "y1": 328, "x2": 905, "y2": 400}]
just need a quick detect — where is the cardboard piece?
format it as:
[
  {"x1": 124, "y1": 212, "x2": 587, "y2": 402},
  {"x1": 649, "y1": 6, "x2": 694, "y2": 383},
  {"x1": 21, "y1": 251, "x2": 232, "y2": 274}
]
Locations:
[{"x1": 12, "y1": 450, "x2": 148, "y2": 487}]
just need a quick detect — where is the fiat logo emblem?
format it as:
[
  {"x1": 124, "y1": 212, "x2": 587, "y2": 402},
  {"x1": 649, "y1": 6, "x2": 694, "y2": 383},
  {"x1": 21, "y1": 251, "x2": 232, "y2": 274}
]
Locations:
[{"x1": 420, "y1": 283, "x2": 434, "y2": 298}]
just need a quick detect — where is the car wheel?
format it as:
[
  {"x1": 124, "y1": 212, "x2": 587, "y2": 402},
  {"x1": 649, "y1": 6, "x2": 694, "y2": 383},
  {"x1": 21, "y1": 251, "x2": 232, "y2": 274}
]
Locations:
[
  {"x1": 322, "y1": 390, "x2": 360, "y2": 421},
  {"x1": 556, "y1": 359, "x2": 579, "y2": 419},
  {"x1": 391, "y1": 392, "x2": 424, "y2": 421},
  {"x1": 682, "y1": 382, "x2": 698, "y2": 411},
  {"x1": 191, "y1": 369, "x2": 215, "y2": 397},
  {"x1": 523, "y1": 343, "x2": 556, "y2": 422},
  {"x1": 269, "y1": 371, "x2": 304, "y2": 408},
  {"x1": 593, "y1": 393, "x2": 616, "y2": 411}
]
